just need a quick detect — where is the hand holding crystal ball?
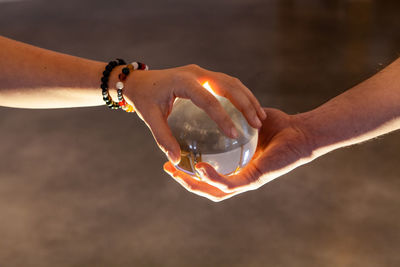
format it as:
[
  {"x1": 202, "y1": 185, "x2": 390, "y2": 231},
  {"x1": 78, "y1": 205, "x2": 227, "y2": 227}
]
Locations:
[{"x1": 167, "y1": 82, "x2": 258, "y2": 177}]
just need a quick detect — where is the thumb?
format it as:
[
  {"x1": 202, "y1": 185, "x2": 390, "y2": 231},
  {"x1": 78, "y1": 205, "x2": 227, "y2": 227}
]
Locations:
[
  {"x1": 143, "y1": 107, "x2": 181, "y2": 164},
  {"x1": 195, "y1": 162, "x2": 221, "y2": 180}
]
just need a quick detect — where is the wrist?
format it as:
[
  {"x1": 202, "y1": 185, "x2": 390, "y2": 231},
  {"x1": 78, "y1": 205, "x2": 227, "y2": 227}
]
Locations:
[
  {"x1": 287, "y1": 113, "x2": 318, "y2": 161},
  {"x1": 292, "y1": 111, "x2": 320, "y2": 159},
  {"x1": 103, "y1": 61, "x2": 149, "y2": 111},
  {"x1": 120, "y1": 69, "x2": 145, "y2": 107},
  {"x1": 294, "y1": 107, "x2": 346, "y2": 160}
]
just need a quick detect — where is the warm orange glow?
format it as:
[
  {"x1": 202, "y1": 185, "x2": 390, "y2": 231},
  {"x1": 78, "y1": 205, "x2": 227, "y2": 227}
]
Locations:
[{"x1": 202, "y1": 81, "x2": 218, "y2": 97}]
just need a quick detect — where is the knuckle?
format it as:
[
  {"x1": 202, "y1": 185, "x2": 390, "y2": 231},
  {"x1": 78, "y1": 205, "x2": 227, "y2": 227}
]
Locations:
[
  {"x1": 232, "y1": 77, "x2": 241, "y2": 84},
  {"x1": 186, "y1": 64, "x2": 200, "y2": 70},
  {"x1": 219, "y1": 72, "x2": 232, "y2": 80}
]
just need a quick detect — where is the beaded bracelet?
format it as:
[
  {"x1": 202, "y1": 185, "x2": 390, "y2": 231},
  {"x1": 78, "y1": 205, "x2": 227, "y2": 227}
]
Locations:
[
  {"x1": 100, "y1": 58, "x2": 126, "y2": 109},
  {"x1": 116, "y1": 62, "x2": 149, "y2": 113}
]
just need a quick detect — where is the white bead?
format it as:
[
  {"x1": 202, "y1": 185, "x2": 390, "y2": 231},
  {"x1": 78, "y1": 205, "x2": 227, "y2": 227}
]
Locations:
[
  {"x1": 116, "y1": 82, "x2": 124, "y2": 90},
  {"x1": 131, "y1": 62, "x2": 139, "y2": 70}
]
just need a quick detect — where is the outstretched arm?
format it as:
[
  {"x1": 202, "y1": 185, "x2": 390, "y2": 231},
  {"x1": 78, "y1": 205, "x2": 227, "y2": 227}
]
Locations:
[
  {"x1": 0, "y1": 36, "x2": 106, "y2": 108},
  {"x1": 164, "y1": 58, "x2": 400, "y2": 201},
  {"x1": 301, "y1": 58, "x2": 400, "y2": 157},
  {"x1": 0, "y1": 35, "x2": 266, "y2": 163}
]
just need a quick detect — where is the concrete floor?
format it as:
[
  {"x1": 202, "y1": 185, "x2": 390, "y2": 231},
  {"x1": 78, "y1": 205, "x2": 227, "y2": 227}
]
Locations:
[{"x1": 0, "y1": 0, "x2": 400, "y2": 266}]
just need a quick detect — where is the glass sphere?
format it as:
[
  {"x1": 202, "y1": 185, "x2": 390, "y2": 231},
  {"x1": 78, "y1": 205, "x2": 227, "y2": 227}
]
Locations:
[{"x1": 167, "y1": 95, "x2": 258, "y2": 177}]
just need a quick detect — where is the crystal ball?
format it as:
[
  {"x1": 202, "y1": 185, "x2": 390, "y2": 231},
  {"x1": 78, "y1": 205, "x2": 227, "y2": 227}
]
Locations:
[{"x1": 167, "y1": 95, "x2": 258, "y2": 177}]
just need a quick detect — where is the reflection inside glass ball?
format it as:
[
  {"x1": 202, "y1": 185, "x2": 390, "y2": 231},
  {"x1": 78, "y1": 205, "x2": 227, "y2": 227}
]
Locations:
[{"x1": 167, "y1": 84, "x2": 258, "y2": 178}]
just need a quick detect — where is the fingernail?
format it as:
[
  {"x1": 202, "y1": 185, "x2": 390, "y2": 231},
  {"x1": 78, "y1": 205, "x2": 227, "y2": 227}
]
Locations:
[
  {"x1": 167, "y1": 151, "x2": 180, "y2": 165},
  {"x1": 254, "y1": 117, "x2": 262, "y2": 128},
  {"x1": 231, "y1": 127, "x2": 239, "y2": 139}
]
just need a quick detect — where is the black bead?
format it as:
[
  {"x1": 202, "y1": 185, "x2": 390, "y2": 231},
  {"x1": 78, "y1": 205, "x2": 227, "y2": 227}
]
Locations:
[
  {"x1": 103, "y1": 70, "x2": 110, "y2": 77},
  {"x1": 110, "y1": 61, "x2": 117, "y2": 67},
  {"x1": 101, "y1": 77, "x2": 108, "y2": 83},
  {"x1": 116, "y1": 58, "x2": 126, "y2": 65},
  {"x1": 106, "y1": 65, "x2": 113, "y2": 71},
  {"x1": 122, "y1": 67, "x2": 130, "y2": 75},
  {"x1": 101, "y1": 84, "x2": 108, "y2": 90}
]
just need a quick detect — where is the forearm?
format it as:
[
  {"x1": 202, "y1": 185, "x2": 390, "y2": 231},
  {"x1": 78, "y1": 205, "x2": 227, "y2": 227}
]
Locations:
[
  {"x1": 0, "y1": 36, "x2": 117, "y2": 109},
  {"x1": 299, "y1": 58, "x2": 400, "y2": 159}
]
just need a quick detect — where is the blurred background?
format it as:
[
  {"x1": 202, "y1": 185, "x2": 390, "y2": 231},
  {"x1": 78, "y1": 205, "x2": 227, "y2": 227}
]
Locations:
[{"x1": 0, "y1": 0, "x2": 399, "y2": 266}]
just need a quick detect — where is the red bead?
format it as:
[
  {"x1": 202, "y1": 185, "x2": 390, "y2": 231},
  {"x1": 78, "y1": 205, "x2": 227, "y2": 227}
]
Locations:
[
  {"x1": 118, "y1": 73, "x2": 127, "y2": 81},
  {"x1": 119, "y1": 99, "x2": 128, "y2": 106}
]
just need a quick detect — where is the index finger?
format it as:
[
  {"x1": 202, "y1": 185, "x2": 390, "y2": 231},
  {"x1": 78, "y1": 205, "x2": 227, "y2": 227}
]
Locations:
[
  {"x1": 204, "y1": 73, "x2": 267, "y2": 123},
  {"x1": 174, "y1": 80, "x2": 239, "y2": 139}
]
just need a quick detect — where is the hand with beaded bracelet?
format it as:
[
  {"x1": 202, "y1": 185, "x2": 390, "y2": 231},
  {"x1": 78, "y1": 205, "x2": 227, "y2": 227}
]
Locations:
[{"x1": 0, "y1": 35, "x2": 266, "y2": 164}]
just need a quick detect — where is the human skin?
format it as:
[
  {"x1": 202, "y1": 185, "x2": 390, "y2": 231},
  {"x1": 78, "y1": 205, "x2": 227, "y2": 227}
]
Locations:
[
  {"x1": 0, "y1": 36, "x2": 266, "y2": 163},
  {"x1": 164, "y1": 58, "x2": 400, "y2": 202}
]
